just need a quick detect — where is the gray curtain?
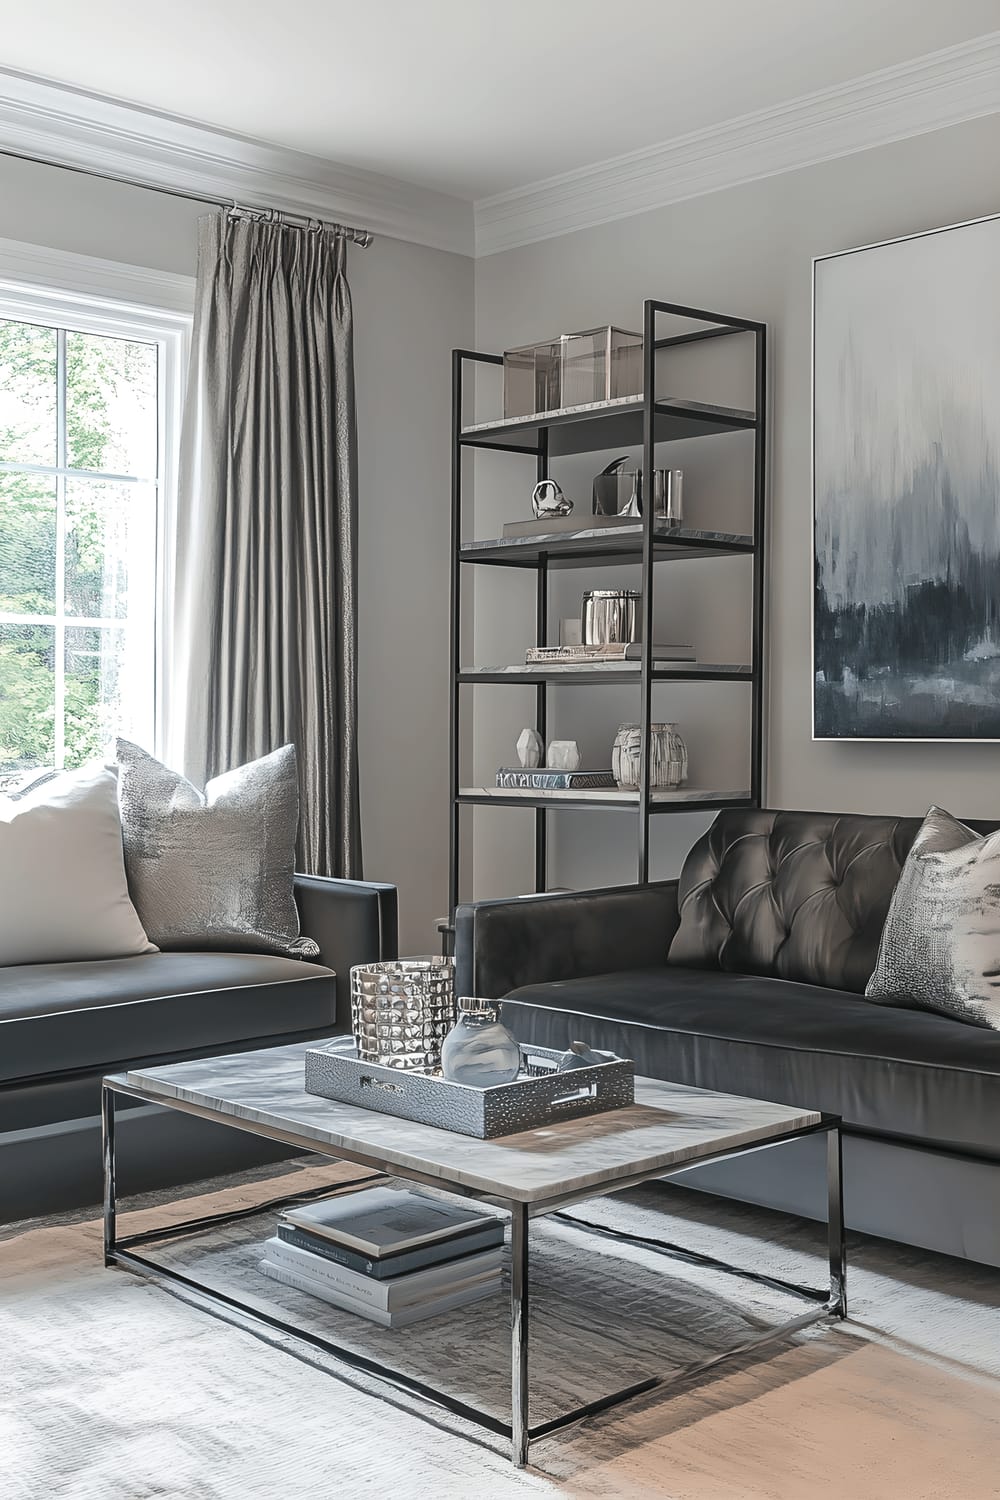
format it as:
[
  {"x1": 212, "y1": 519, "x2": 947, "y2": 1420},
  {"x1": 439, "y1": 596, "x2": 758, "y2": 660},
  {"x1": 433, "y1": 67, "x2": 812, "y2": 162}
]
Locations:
[{"x1": 174, "y1": 212, "x2": 361, "y2": 878}]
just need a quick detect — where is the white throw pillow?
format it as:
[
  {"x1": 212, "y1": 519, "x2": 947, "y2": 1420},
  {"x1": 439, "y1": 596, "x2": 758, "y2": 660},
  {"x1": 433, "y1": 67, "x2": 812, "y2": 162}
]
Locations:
[{"x1": 0, "y1": 764, "x2": 156, "y2": 966}]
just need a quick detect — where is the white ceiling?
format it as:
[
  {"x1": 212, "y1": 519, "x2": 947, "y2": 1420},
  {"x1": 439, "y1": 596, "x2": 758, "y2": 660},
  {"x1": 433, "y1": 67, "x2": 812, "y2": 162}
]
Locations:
[{"x1": 1, "y1": 0, "x2": 999, "y2": 200}]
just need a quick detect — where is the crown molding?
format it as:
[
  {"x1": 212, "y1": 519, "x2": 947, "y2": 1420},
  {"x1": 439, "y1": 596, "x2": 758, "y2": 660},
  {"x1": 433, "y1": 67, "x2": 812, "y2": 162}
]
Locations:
[
  {"x1": 475, "y1": 32, "x2": 1000, "y2": 256},
  {"x1": 4, "y1": 37, "x2": 999, "y2": 265},
  {"x1": 0, "y1": 67, "x2": 474, "y2": 257}
]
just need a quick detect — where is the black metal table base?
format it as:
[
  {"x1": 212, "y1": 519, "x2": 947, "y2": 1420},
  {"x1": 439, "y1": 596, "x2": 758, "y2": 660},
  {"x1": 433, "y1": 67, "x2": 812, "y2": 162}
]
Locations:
[{"x1": 102, "y1": 1084, "x2": 846, "y2": 1469}]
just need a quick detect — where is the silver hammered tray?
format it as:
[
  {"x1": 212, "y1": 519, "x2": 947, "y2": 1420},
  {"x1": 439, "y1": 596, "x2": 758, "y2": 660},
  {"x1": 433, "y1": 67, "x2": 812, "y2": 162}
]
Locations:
[{"x1": 303, "y1": 1044, "x2": 635, "y2": 1139}]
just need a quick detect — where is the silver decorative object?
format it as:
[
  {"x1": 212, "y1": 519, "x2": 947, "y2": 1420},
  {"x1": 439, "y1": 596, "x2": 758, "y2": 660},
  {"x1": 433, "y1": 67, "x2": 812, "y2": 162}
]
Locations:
[
  {"x1": 531, "y1": 478, "x2": 573, "y2": 519},
  {"x1": 592, "y1": 456, "x2": 630, "y2": 515},
  {"x1": 546, "y1": 739, "x2": 581, "y2": 771},
  {"x1": 516, "y1": 727, "x2": 544, "y2": 768},
  {"x1": 601, "y1": 465, "x2": 639, "y2": 516},
  {"x1": 350, "y1": 957, "x2": 455, "y2": 1072},
  {"x1": 612, "y1": 723, "x2": 688, "y2": 789},
  {"x1": 583, "y1": 589, "x2": 641, "y2": 645},
  {"x1": 557, "y1": 1040, "x2": 617, "y2": 1072},
  {"x1": 653, "y1": 468, "x2": 684, "y2": 526},
  {"x1": 304, "y1": 1042, "x2": 635, "y2": 1139},
  {"x1": 607, "y1": 466, "x2": 684, "y2": 522},
  {"x1": 620, "y1": 471, "x2": 642, "y2": 518}
]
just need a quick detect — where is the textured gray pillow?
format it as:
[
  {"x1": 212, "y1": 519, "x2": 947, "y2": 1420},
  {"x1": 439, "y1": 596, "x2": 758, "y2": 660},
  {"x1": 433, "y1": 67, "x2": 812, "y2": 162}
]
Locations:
[
  {"x1": 116, "y1": 740, "x2": 319, "y2": 958},
  {"x1": 866, "y1": 806, "x2": 1000, "y2": 1028}
]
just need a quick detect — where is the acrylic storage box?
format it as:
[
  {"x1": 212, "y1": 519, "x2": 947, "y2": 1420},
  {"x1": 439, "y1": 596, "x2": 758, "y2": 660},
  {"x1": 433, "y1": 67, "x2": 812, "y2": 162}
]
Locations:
[
  {"x1": 560, "y1": 326, "x2": 643, "y2": 409},
  {"x1": 503, "y1": 339, "x2": 563, "y2": 420},
  {"x1": 503, "y1": 326, "x2": 643, "y2": 419}
]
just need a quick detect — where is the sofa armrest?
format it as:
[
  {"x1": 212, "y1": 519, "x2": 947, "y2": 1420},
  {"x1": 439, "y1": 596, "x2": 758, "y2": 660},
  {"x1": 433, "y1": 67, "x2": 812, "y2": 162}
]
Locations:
[
  {"x1": 294, "y1": 875, "x2": 399, "y2": 1019},
  {"x1": 454, "y1": 882, "x2": 680, "y2": 1000}
]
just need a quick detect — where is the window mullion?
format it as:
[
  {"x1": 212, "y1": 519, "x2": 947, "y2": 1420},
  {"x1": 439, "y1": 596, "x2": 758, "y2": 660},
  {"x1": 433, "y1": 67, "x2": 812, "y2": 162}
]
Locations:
[{"x1": 54, "y1": 327, "x2": 67, "y2": 769}]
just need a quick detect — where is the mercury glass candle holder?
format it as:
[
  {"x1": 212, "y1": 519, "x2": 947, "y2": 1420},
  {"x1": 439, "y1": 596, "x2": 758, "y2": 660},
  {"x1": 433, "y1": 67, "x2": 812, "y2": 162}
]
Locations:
[
  {"x1": 350, "y1": 957, "x2": 456, "y2": 1072},
  {"x1": 612, "y1": 722, "x2": 689, "y2": 789}
]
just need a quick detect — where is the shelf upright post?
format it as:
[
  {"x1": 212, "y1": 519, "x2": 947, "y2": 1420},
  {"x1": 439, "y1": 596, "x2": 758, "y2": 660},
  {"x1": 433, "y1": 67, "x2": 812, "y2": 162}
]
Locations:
[
  {"x1": 449, "y1": 349, "x2": 465, "y2": 917},
  {"x1": 449, "y1": 346, "x2": 524, "y2": 920},
  {"x1": 534, "y1": 428, "x2": 549, "y2": 893},
  {"x1": 638, "y1": 300, "x2": 657, "y2": 883},
  {"x1": 750, "y1": 324, "x2": 768, "y2": 807}
]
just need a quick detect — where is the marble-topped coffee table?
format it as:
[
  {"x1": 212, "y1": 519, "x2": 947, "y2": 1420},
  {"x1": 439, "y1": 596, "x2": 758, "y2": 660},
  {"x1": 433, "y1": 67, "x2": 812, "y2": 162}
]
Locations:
[{"x1": 102, "y1": 1039, "x2": 846, "y2": 1468}]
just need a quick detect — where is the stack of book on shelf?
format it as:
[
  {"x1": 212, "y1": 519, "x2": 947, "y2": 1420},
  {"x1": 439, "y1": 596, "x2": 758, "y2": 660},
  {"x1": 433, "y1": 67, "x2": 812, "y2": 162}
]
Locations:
[
  {"x1": 525, "y1": 643, "x2": 696, "y2": 664},
  {"x1": 495, "y1": 768, "x2": 615, "y2": 790},
  {"x1": 259, "y1": 1185, "x2": 504, "y2": 1328},
  {"x1": 501, "y1": 515, "x2": 634, "y2": 538}
]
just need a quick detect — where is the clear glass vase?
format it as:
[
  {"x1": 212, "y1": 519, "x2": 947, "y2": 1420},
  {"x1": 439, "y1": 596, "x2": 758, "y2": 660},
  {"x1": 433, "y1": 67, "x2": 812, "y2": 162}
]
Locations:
[{"x1": 440, "y1": 998, "x2": 522, "y2": 1087}]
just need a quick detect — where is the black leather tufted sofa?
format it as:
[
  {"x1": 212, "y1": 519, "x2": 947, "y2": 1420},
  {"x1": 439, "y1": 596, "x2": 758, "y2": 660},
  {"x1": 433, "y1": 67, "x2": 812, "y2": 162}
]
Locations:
[{"x1": 455, "y1": 809, "x2": 1000, "y2": 1267}]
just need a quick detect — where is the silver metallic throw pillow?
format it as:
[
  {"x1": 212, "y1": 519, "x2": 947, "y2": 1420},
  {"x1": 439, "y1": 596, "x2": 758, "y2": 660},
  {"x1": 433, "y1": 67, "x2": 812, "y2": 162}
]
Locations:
[
  {"x1": 116, "y1": 740, "x2": 319, "y2": 959},
  {"x1": 866, "y1": 806, "x2": 1000, "y2": 1028}
]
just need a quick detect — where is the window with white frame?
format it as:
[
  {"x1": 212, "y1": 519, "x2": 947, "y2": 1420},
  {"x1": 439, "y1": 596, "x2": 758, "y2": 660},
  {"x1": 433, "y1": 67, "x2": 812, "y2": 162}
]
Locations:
[{"x1": 0, "y1": 288, "x2": 185, "y2": 777}]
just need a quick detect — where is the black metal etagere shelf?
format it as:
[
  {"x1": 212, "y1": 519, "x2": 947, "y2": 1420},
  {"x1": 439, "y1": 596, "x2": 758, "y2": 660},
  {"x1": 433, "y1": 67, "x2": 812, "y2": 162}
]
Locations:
[{"x1": 449, "y1": 298, "x2": 767, "y2": 916}]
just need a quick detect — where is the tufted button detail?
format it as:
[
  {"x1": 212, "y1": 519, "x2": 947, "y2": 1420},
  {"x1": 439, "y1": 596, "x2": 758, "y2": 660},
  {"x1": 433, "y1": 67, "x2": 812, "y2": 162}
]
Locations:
[{"x1": 671, "y1": 808, "x2": 928, "y2": 993}]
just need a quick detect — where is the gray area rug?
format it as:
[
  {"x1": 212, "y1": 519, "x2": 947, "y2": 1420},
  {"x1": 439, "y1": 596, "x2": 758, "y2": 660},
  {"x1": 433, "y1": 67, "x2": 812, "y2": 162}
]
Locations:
[{"x1": 3, "y1": 1158, "x2": 1000, "y2": 1499}]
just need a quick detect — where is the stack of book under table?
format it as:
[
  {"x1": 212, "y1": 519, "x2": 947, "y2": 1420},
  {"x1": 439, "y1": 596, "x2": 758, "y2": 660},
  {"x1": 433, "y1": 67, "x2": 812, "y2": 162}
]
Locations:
[{"x1": 260, "y1": 1185, "x2": 504, "y2": 1327}]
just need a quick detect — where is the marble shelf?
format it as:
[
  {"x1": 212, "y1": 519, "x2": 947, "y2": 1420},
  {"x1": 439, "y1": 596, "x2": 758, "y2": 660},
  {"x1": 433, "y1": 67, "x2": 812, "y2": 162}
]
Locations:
[
  {"x1": 458, "y1": 786, "x2": 752, "y2": 811},
  {"x1": 460, "y1": 662, "x2": 752, "y2": 685},
  {"x1": 460, "y1": 524, "x2": 754, "y2": 568},
  {"x1": 460, "y1": 395, "x2": 756, "y2": 458}
]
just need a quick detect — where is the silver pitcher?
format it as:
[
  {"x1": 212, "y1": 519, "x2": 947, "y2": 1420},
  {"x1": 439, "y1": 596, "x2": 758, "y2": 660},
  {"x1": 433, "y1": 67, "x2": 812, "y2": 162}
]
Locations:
[{"x1": 582, "y1": 589, "x2": 641, "y2": 645}]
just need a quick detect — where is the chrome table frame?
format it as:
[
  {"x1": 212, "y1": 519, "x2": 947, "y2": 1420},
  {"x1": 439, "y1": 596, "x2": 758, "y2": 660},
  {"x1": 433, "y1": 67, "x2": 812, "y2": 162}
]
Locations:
[{"x1": 102, "y1": 1077, "x2": 846, "y2": 1469}]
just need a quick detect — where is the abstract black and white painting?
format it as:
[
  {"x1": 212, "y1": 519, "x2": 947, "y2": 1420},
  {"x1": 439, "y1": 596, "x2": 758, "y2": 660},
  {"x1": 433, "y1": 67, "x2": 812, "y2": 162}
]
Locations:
[{"x1": 813, "y1": 214, "x2": 1000, "y2": 739}]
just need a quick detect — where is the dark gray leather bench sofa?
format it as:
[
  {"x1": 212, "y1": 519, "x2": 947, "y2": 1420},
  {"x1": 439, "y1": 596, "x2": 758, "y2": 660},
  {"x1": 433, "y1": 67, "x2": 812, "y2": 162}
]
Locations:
[
  {"x1": 456, "y1": 809, "x2": 1000, "y2": 1267},
  {"x1": 1, "y1": 874, "x2": 397, "y2": 1222}
]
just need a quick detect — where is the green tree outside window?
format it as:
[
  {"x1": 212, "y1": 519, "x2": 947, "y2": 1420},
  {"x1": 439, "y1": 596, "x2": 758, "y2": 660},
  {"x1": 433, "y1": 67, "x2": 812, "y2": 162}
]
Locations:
[{"x1": 0, "y1": 319, "x2": 157, "y2": 774}]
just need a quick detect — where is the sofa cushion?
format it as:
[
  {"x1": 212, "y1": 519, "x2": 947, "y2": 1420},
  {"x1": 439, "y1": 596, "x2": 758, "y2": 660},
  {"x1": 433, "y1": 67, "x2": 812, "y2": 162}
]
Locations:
[
  {"x1": 116, "y1": 739, "x2": 318, "y2": 959},
  {"x1": 0, "y1": 764, "x2": 156, "y2": 966},
  {"x1": 0, "y1": 952, "x2": 336, "y2": 1085},
  {"x1": 501, "y1": 966, "x2": 1000, "y2": 1159},
  {"x1": 867, "y1": 806, "x2": 1000, "y2": 1028},
  {"x1": 667, "y1": 809, "x2": 933, "y2": 993}
]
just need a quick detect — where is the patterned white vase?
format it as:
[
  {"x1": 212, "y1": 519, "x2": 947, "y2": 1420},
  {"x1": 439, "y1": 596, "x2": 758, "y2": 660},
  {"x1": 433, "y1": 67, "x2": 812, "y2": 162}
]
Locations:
[{"x1": 612, "y1": 723, "x2": 688, "y2": 789}]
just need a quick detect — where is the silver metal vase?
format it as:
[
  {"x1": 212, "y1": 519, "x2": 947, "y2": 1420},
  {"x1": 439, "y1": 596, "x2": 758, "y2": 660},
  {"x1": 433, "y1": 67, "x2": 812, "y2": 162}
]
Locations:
[
  {"x1": 582, "y1": 589, "x2": 641, "y2": 645},
  {"x1": 350, "y1": 957, "x2": 456, "y2": 1072}
]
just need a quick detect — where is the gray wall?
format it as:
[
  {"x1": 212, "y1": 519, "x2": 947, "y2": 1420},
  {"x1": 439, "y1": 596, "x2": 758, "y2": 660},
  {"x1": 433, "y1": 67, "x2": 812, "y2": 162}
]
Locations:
[
  {"x1": 351, "y1": 236, "x2": 472, "y2": 948},
  {"x1": 8, "y1": 107, "x2": 1000, "y2": 938},
  {"x1": 471, "y1": 112, "x2": 1000, "y2": 899},
  {"x1": 0, "y1": 153, "x2": 473, "y2": 951}
]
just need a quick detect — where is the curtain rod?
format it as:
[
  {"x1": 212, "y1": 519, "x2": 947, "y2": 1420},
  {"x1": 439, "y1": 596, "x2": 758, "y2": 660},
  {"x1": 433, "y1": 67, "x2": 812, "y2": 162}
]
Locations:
[
  {"x1": 227, "y1": 203, "x2": 372, "y2": 246},
  {"x1": 0, "y1": 144, "x2": 374, "y2": 247}
]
